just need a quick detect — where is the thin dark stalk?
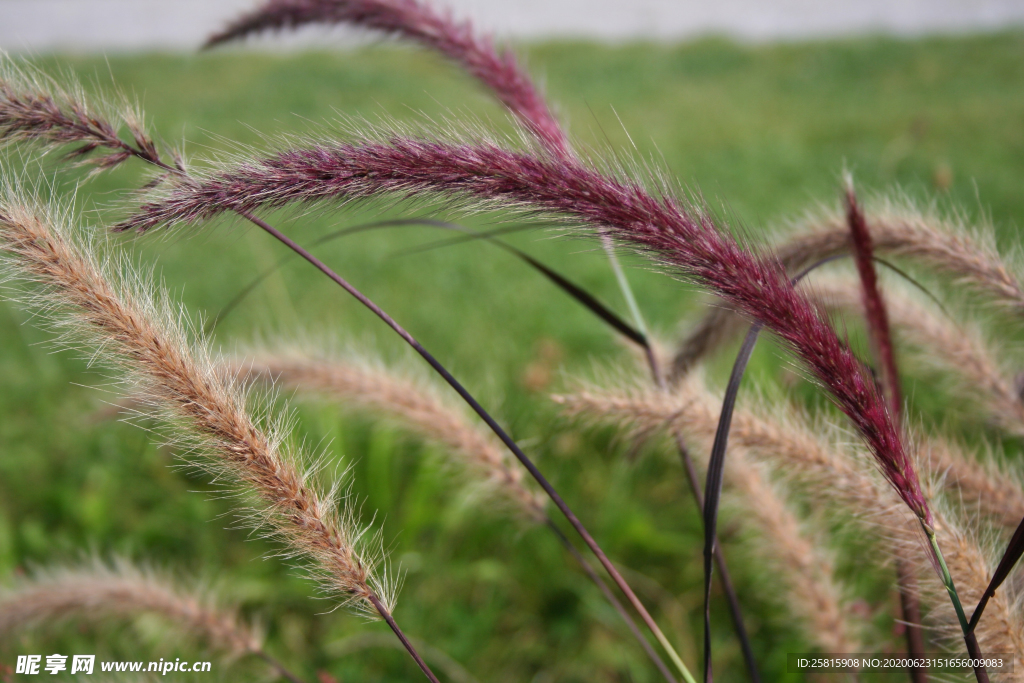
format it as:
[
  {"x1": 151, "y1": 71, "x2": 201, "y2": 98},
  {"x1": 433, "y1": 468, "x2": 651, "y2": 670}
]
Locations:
[
  {"x1": 703, "y1": 323, "x2": 761, "y2": 683},
  {"x1": 254, "y1": 651, "x2": 307, "y2": 683},
  {"x1": 969, "y1": 515, "x2": 1024, "y2": 631},
  {"x1": 700, "y1": 256, "x2": 848, "y2": 683},
  {"x1": 234, "y1": 210, "x2": 694, "y2": 683},
  {"x1": 0, "y1": 78, "x2": 692, "y2": 682},
  {"x1": 646, "y1": 342, "x2": 759, "y2": 682},
  {"x1": 545, "y1": 519, "x2": 677, "y2": 683},
  {"x1": 671, "y1": 430, "x2": 759, "y2": 683},
  {"x1": 205, "y1": 218, "x2": 468, "y2": 333},
  {"x1": 367, "y1": 593, "x2": 441, "y2": 683}
]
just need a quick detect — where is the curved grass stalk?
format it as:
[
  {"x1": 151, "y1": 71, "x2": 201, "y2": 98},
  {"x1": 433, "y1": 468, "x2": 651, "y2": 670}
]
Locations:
[{"x1": 554, "y1": 373, "x2": 862, "y2": 654}]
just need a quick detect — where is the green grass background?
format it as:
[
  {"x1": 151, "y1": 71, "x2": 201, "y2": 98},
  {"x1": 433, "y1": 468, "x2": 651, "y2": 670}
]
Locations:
[{"x1": 2, "y1": 30, "x2": 1024, "y2": 682}]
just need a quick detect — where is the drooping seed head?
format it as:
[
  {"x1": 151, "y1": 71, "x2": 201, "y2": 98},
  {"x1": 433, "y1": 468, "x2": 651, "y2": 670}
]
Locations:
[{"x1": 118, "y1": 134, "x2": 931, "y2": 524}]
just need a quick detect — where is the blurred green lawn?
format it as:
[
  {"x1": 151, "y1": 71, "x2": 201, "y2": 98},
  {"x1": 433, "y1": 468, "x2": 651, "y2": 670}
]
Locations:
[{"x1": 2, "y1": 31, "x2": 1024, "y2": 682}]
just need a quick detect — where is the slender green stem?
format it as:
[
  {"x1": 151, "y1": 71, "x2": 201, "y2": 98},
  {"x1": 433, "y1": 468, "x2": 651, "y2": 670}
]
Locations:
[
  {"x1": 598, "y1": 232, "x2": 650, "y2": 341},
  {"x1": 924, "y1": 524, "x2": 990, "y2": 683},
  {"x1": 925, "y1": 527, "x2": 970, "y2": 633}
]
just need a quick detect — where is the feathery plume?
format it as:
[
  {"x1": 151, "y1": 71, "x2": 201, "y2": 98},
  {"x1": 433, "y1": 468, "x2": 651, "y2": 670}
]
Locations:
[
  {"x1": 809, "y1": 275, "x2": 1024, "y2": 438},
  {"x1": 230, "y1": 346, "x2": 547, "y2": 522},
  {"x1": 0, "y1": 59, "x2": 182, "y2": 177},
  {"x1": 844, "y1": 181, "x2": 901, "y2": 413},
  {"x1": 0, "y1": 192, "x2": 393, "y2": 618},
  {"x1": 556, "y1": 374, "x2": 1024, "y2": 672},
  {"x1": 0, "y1": 558, "x2": 261, "y2": 656},
  {"x1": 116, "y1": 136, "x2": 930, "y2": 527},
  {"x1": 555, "y1": 373, "x2": 880, "y2": 522},
  {"x1": 205, "y1": 0, "x2": 570, "y2": 156},
  {"x1": 719, "y1": 450, "x2": 860, "y2": 652},
  {"x1": 910, "y1": 499, "x2": 1024, "y2": 678},
  {"x1": 556, "y1": 372, "x2": 861, "y2": 652},
  {"x1": 557, "y1": 367, "x2": 1024, "y2": 530},
  {"x1": 922, "y1": 437, "x2": 1024, "y2": 532},
  {"x1": 672, "y1": 198, "x2": 1024, "y2": 380}
]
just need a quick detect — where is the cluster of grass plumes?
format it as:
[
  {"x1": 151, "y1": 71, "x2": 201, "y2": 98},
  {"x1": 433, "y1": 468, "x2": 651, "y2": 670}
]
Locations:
[
  {"x1": 671, "y1": 195, "x2": 1024, "y2": 380},
  {"x1": 0, "y1": 191, "x2": 394, "y2": 619},
  {"x1": 3, "y1": 3, "x2": 1024, "y2": 681},
  {"x1": 118, "y1": 134, "x2": 931, "y2": 528},
  {"x1": 555, "y1": 368, "x2": 1024, "y2": 674},
  {"x1": 0, "y1": 60, "x2": 183, "y2": 178}
]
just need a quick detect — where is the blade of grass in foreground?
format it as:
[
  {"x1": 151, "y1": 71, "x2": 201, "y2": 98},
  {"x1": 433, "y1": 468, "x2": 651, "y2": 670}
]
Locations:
[{"x1": 969, "y1": 515, "x2": 1024, "y2": 632}]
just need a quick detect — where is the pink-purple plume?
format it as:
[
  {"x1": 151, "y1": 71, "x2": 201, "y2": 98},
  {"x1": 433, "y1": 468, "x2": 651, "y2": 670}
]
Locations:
[
  {"x1": 206, "y1": 0, "x2": 570, "y2": 157},
  {"x1": 116, "y1": 136, "x2": 930, "y2": 525}
]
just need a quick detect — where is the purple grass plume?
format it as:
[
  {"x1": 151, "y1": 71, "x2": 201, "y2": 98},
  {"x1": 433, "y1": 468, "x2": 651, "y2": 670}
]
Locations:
[
  {"x1": 205, "y1": 0, "x2": 570, "y2": 156},
  {"x1": 117, "y1": 135, "x2": 931, "y2": 529}
]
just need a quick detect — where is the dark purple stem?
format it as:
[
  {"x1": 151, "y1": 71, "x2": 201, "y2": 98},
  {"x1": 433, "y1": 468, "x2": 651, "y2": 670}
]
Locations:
[
  {"x1": 234, "y1": 209, "x2": 683, "y2": 674},
  {"x1": 546, "y1": 519, "x2": 677, "y2": 683},
  {"x1": 647, "y1": 346, "x2": 759, "y2": 682},
  {"x1": 367, "y1": 592, "x2": 441, "y2": 683},
  {"x1": 845, "y1": 185, "x2": 925, "y2": 682}
]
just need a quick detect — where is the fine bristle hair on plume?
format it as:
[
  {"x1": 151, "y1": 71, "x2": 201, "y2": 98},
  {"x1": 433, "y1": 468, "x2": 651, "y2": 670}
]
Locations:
[
  {"x1": 804, "y1": 273, "x2": 1024, "y2": 438},
  {"x1": 0, "y1": 186, "x2": 395, "y2": 618},
  {"x1": 227, "y1": 342, "x2": 547, "y2": 522},
  {"x1": 117, "y1": 132, "x2": 932, "y2": 529},
  {"x1": 721, "y1": 455, "x2": 862, "y2": 653},
  {"x1": 0, "y1": 57, "x2": 183, "y2": 178},
  {"x1": 0, "y1": 557, "x2": 261, "y2": 657},
  {"x1": 909, "y1": 493, "x2": 1024, "y2": 676},
  {"x1": 554, "y1": 369, "x2": 1024, "y2": 673},
  {"x1": 553, "y1": 365, "x2": 1024, "y2": 533},
  {"x1": 671, "y1": 194, "x2": 1024, "y2": 380},
  {"x1": 553, "y1": 368, "x2": 865, "y2": 653},
  {"x1": 204, "y1": 0, "x2": 571, "y2": 157}
]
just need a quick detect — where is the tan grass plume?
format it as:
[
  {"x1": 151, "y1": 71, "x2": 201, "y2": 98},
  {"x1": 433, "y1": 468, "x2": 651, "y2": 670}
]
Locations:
[
  {"x1": 0, "y1": 189, "x2": 394, "y2": 617},
  {"x1": 556, "y1": 371, "x2": 862, "y2": 653},
  {"x1": 229, "y1": 347, "x2": 547, "y2": 522},
  {"x1": 671, "y1": 197, "x2": 1024, "y2": 381},
  {"x1": 556, "y1": 372, "x2": 1024, "y2": 673},
  {"x1": 807, "y1": 274, "x2": 1024, "y2": 438},
  {"x1": 0, "y1": 558, "x2": 260, "y2": 656}
]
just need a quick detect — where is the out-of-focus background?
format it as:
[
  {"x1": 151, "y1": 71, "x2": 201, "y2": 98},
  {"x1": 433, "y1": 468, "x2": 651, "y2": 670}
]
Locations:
[
  {"x1": 3, "y1": 0, "x2": 1024, "y2": 50},
  {"x1": 2, "y1": 2, "x2": 1024, "y2": 683}
]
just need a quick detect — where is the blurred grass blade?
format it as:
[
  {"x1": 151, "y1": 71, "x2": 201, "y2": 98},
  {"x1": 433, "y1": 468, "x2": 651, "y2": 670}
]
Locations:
[
  {"x1": 391, "y1": 222, "x2": 647, "y2": 346},
  {"x1": 874, "y1": 257, "x2": 952, "y2": 319},
  {"x1": 969, "y1": 515, "x2": 1024, "y2": 631},
  {"x1": 211, "y1": 218, "x2": 646, "y2": 347},
  {"x1": 206, "y1": 218, "x2": 494, "y2": 333},
  {"x1": 495, "y1": 242, "x2": 647, "y2": 347}
]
